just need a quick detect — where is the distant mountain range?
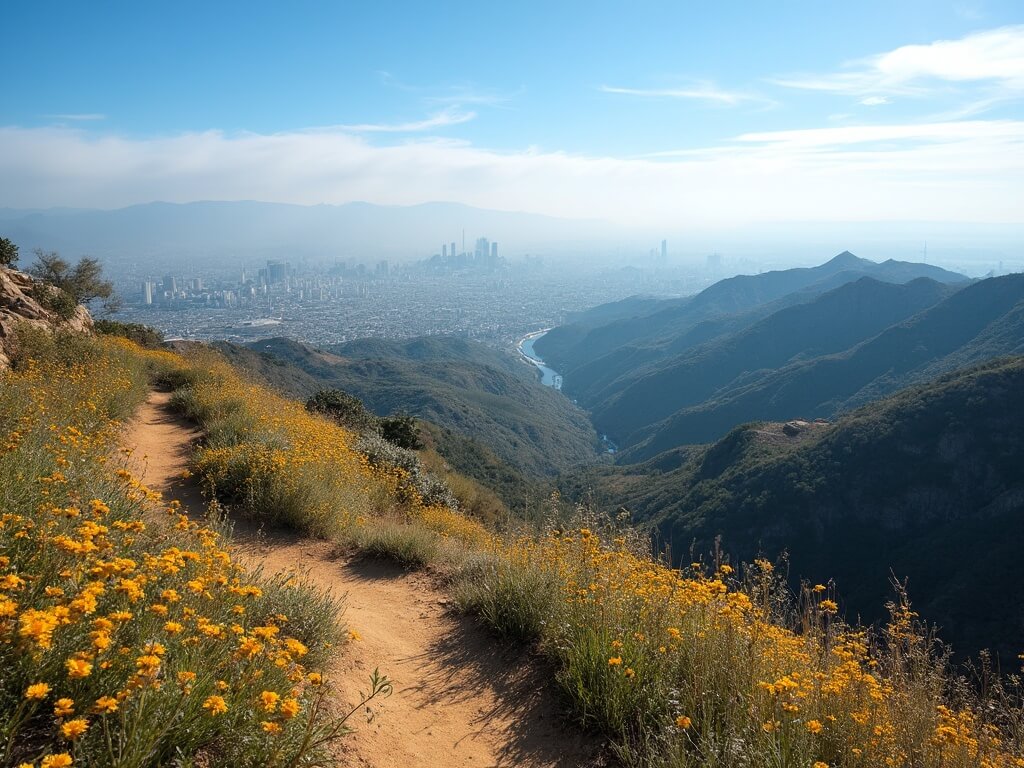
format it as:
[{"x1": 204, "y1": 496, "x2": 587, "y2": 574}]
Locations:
[
  {"x1": 536, "y1": 251, "x2": 968, "y2": 378},
  {"x1": 0, "y1": 200, "x2": 609, "y2": 267},
  {"x1": 622, "y1": 273, "x2": 1024, "y2": 460},
  {"x1": 559, "y1": 356, "x2": 1024, "y2": 661},
  {"x1": 534, "y1": 252, "x2": 1012, "y2": 455}
]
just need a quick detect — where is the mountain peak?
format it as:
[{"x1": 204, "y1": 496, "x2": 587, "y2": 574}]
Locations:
[{"x1": 826, "y1": 251, "x2": 868, "y2": 268}]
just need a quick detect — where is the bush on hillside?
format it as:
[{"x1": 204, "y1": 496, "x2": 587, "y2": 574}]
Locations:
[
  {"x1": 305, "y1": 388, "x2": 378, "y2": 434},
  {"x1": 356, "y1": 433, "x2": 459, "y2": 509},
  {"x1": 94, "y1": 319, "x2": 165, "y2": 348},
  {"x1": 29, "y1": 249, "x2": 119, "y2": 314},
  {"x1": 0, "y1": 235, "x2": 18, "y2": 267},
  {"x1": 378, "y1": 413, "x2": 423, "y2": 450}
]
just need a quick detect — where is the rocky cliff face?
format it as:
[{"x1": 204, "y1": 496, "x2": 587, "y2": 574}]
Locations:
[{"x1": 0, "y1": 267, "x2": 92, "y2": 370}]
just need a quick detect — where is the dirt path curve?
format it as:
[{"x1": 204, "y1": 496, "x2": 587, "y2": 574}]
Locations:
[{"x1": 124, "y1": 390, "x2": 604, "y2": 768}]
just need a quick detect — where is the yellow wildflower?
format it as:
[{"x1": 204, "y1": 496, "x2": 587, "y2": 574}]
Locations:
[
  {"x1": 60, "y1": 718, "x2": 89, "y2": 740},
  {"x1": 203, "y1": 695, "x2": 228, "y2": 716},
  {"x1": 25, "y1": 682, "x2": 51, "y2": 700}
]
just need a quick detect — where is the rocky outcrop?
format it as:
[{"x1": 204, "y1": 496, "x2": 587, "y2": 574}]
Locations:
[{"x1": 0, "y1": 267, "x2": 92, "y2": 370}]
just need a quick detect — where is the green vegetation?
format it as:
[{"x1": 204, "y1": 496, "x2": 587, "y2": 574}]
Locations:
[
  {"x1": 561, "y1": 356, "x2": 1024, "y2": 661},
  {"x1": 224, "y1": 336, "x2": 602, "y2": 477},
  {"x1": 378, "y1": 413, "x2": 423, "y2": 450},
  {"x1": 93, "y1": 319, "x2": 165, "y2": 348},
  {"x1": 0, "y1": 330, "x2": 385, "y2": 767},
  {"x1": 0, "y1": 236, "x2": 19, "y2": 267},
  {"x1": 29, "y1": 249, "x2": 117, "y2": 315},
  {"x1": 28, "y1": 250, "x2": 118, "y2": 317},
  {"x1": 304, "y1": 387, "x2": 378, "y2": 433}
]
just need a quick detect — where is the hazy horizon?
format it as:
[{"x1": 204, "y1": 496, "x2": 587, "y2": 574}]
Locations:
[
  {"x1": 3, "y1": 1, "x2": 1024, "y2": 242},
  {"x1": 2, "y1": 199, "x2": 1021, "y2": 276}
]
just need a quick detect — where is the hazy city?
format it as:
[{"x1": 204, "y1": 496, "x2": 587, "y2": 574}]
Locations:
[{"x1": 110, "y1": 237, "x2": 721, "y2": 346}]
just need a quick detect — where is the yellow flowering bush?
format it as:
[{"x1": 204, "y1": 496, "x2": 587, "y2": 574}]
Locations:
[
  {"x1": 457, "y1": 525, "x2": 1024, "y2": 767},
  {"x1": 0, "y1": 331, "x2": 386, "y2": 767}
]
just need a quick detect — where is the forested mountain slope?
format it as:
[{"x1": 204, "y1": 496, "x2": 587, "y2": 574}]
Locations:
[
  {"x1": 624, "y1": 273, "x2": 1024, "y2": 459},
  {"x1": 560, "y1": 356, "x2": 1024, "y2": 660}
]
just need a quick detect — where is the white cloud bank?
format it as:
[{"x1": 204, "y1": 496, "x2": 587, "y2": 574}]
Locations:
[
  {"x1": 775, "y1": 25, "x2": 1024, "y2": 95},
  {"x1": 2, "y1": 118, "x2": 1022, "y2": 227}
]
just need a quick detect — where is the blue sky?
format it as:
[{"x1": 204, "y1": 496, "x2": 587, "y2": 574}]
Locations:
[{"x1": 2, "y1": 1, "x2": 1023, "y2": 227}]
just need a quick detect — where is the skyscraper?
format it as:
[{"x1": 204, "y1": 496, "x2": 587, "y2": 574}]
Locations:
[
  {"x1": 660, "y1": 239, "x2": 667, "y2": 264},
  {"x1": 475, "y1": 237, "x2": 489, "y2": 261},
  {"x1": 267, "y1": 261, "x2": 289, "y2": 284},
  {"x1": 490, "y1": 242, "x2": 498, "y2": 261},
  {"x1": 442, "y1": 244, "x2": 448, "y2": 259},
  {"x1": 451, "y1": 241, "x2": 457, "y2": 258}
]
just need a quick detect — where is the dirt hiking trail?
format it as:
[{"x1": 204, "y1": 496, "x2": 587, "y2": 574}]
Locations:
[{"x1": 125, "y1": 390, "x2": 604, "y2": 768}]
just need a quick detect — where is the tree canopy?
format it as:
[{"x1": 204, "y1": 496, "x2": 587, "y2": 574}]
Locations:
[
  {"x1": 0, "y1": 237, "x2": 18, "y2": 268},
  {"x1": 28, "y1": 249, "x2": 119, "y2": 314}
]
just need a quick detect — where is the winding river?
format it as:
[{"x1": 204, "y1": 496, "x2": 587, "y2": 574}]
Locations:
[{"x1": 517, "y1": 330, "x2": 562, "y2": 389}]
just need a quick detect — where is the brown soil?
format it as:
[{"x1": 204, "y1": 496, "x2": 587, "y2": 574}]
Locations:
[{"x1": 124, "y1": 391, "x2": 605, "y2": 768}]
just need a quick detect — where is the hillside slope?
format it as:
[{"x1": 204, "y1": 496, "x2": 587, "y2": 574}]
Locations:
[
  {"x1": 591, "y1": 276, "x2": 956, "y2": 443},
  {"x1": 625, "y1": 273, "x2": 1024, "y2": 458},
  {"x1": 562, "y1": 356, "x2": 1024, "y2": 660},
  {"x1": 213, "y1": 335, "x2": 602, "y2": 481}
]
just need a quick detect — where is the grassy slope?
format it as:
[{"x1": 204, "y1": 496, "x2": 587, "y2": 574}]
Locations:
[
  {"x1": 560, "y1": 356, "x2": 1024, "y2": 660},
  {"x1": 216, "y1": 335, "x2": 602, "y2": 478}
]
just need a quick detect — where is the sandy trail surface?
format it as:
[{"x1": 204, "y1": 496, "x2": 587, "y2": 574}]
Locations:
[{"x1": 124, "y1": 390, "x2": 603, "y2": 768}]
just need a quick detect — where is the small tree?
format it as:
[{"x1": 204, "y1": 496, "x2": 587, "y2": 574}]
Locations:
[
  {"x1": 305, "y1": 389, "x2": 378, "y2": 434},
  {"x1": 29, "y1": 249, "x2": 119, "y2": 314},
  {"x1": 0, "y1": 237, "x2": 18, "y2": 268},
  {"x1": 379, "y1": 414, "x2": 423, "y2": 450}
]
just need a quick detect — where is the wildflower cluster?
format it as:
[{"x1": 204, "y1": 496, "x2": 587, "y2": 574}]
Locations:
[
  {"x1": 459, "y1": 526, "x2": 1024, "y2": 767},
  {"x1": 165, "y1": 344, "x2": 492, "y2": 547},
  {"x1": 0, "y1": 332, "x2": 355, "y2": 767}
]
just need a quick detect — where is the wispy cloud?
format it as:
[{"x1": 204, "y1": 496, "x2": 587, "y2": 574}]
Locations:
[
  {"x1": 773, "y1": 24, "x2": 1024, "y2": 101},
  {"x1": 43, "y1": 113, "x2": 107, "y2": 121},
  {"x1": 600, "y1": 82, "x2": 765, "y2": 107},
  {"x1": 860, "y1": 96, "x2": 890, "y2": 106},
  {"x1": 332, "y1": 108, "x2": 476, "y2": 133},
  {"x1": 377, "y1": 71, "x2": 516, "y2": 108}
]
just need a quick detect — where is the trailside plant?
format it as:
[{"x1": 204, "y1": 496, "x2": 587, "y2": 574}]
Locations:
[{"x1": 0, "y1": 332, "x2": 389, "y2": 767}]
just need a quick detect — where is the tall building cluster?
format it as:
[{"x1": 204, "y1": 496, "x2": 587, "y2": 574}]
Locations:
[{"x1": 427, "y1": 234, "x2": 503, "y2": 273}]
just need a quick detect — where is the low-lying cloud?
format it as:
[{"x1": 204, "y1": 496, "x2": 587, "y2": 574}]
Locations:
[{"x1": 2, "y1": 119, "x2": 1022, "y2": 226}]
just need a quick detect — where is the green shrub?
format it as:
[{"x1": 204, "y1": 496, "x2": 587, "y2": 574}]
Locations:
[
  {"x1": 353, "y1": 520, "x2": 441, "y2": 567},
  {"x1": 453, "y1": 551, "x2": 557, "y2": 641},
  {"x1": 94, "y1": 319, "x2": 165, "y2": 348}
]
